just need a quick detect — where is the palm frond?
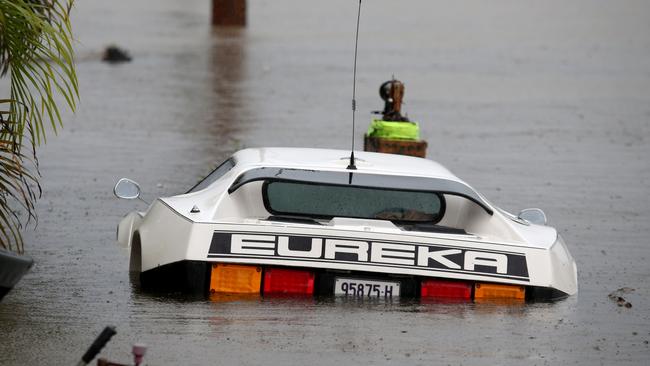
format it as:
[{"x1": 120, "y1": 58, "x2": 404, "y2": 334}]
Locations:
[{"x1": 0, "y1": 0, "x2": 77, "y2": 252}]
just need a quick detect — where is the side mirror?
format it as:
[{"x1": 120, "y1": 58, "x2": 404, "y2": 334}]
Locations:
[
  {"x1": 114, "y1": 178, "x2": 141, "y2": 200},
  {"x1": 518, "y1": 208, "x2": 547, "y2": 226}
]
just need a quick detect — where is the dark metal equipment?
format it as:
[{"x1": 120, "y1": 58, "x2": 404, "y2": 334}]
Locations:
[
  {"x1": 365, "y1": 79, "x2": 428, "y2": 158},
  {"x1": 378, "y1": 79, "x2": 410, "y2": 122}
]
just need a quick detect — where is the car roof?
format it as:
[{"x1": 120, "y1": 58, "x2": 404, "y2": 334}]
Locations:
[
  {"x1": 231, "y1": 147, "x2": 461, "y2": 181},
  {"x1": 228, "y1": 166, "x2": 494, "y2": 215}
]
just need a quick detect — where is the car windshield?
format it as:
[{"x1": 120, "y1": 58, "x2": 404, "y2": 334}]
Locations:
[
  {"x1": 187, "y1": 158, "x2": 235, "y2": 193},
  {"x1": 263, "y1": 181, "x2": 444, "y2": 223}
]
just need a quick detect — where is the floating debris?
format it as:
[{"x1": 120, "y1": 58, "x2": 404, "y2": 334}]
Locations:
[
  {"x1": 102, "y1": 45, "x2": 132, "y2": 63},
  {"x1": 608, "y1": 287, "x2": 634, "y2": 308}
]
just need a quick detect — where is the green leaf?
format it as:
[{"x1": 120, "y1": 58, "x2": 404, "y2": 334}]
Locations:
[{"x1": 0, "y1": 0, "x2": 77, "y2": 252}]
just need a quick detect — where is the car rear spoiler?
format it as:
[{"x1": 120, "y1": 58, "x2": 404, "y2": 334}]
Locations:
[{"x1": 228, "y1": 167, "x2": 494, "y2": 215}]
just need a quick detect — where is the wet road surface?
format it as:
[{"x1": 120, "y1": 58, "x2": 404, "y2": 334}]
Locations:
[{"x1": 1, "y1": 0, "x2": 649, "y2": 364}]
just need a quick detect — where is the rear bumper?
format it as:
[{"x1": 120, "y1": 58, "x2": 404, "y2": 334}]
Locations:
[
  {"x1": 139, "y1": 260, "x2": 211, "y2": 295},
  {"x1": 139, "y1": 260, "x2": 569, "y2": 301}
]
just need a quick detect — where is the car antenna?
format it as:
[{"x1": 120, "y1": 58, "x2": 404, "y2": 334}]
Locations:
[{"x1": 347, "y1": 0, "x2": 362, "y2": 170}]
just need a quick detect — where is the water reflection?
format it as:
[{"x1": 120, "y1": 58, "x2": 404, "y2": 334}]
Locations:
[
  {"x1": 198, "y1": 292, "x2": 544, "y2": 319},
  {"x1": 209, "y1": 292, "x2": 261, "y2": 303},
  {"x1": 208, "y1": 28, "x2": 250, "y2": 140}
]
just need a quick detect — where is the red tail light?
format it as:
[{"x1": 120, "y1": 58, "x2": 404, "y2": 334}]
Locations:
[
  {"x1": 420, "y1": 279, "x2": 472, "y2": 300},
  {"x1": 263, "y1": 268, "x2": 315, "y2": 295}
]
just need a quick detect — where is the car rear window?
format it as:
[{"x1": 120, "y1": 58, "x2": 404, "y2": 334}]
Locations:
[
  {"x1": 187, "y1": 158, "x2": 235, "y2": 193},
  {"x1": 263, "y1": 181, "x2": 444, "y2": 223}
]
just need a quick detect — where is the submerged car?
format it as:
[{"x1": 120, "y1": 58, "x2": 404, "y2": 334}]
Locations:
[{"x1": 115, "y1": 148, "x2": 577, "y2": 301}]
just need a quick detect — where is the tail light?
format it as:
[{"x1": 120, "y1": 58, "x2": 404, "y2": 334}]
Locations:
[
  {"x1": 210, "y1": 263, "x2": 262, "y2": 294},
  {"x1": 263, "y1": 267, "x2": 315, "y2": 295},
  {"x1": 474, "y1": 283, "x2": 525, "y2": 303},
  {"x1": 420, "y1": 279, "x2": 472, "y2": 300}
]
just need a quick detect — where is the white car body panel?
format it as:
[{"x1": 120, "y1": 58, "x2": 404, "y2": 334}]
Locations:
[{"x1": 117, "y1": 147, "x2": 578, "y2": 296}]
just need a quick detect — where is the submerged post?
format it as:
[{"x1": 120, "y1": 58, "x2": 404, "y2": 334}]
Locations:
[{"x1": 212, "y1": 0, "x2": 246, "y2": 26}]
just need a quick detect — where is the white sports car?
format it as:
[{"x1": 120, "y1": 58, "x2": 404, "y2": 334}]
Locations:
[{"x1": 115, "y1": 148, "x2": 577, "y2": 301}]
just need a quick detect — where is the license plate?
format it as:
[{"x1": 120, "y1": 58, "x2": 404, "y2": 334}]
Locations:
[{"x1": 334, "y1": 277, "x2": 400, "y2": 298}]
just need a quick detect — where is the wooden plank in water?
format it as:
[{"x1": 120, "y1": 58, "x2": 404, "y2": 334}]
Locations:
[{"x1": 364, "y1": 135, "x2": 427, "y2": 158}]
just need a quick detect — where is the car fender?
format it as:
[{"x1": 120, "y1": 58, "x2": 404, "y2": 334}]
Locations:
[{"x1": 117, "y1": 211, "x2": 144, "y2": 248}]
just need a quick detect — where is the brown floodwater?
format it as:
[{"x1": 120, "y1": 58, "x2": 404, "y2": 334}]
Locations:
[{"x1": 1, "y1": 0, "x2": 649, "y2": 364}]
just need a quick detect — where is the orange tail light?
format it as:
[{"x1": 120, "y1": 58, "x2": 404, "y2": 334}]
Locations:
[
  {"x1": 474, "y1": 283, "x2": 525, "y2": 303},
  {"x1": 210, "y1": 263, "x2": 262, "y2": 294}
]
